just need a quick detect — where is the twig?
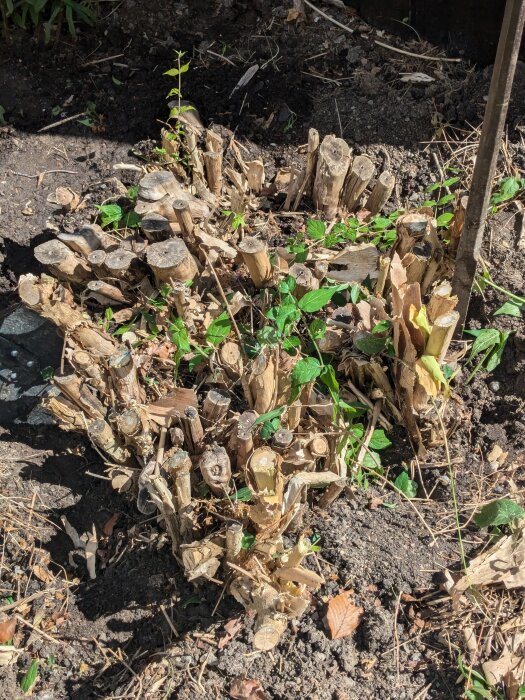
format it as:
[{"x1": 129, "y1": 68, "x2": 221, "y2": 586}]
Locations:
[
  {"x1": 9, "y1": 169, "x2": 79, "y2": 179},
  {"x1": 15, "y1": 614, "x2": 66, "y2": 645},
  {"x1": 375, "y1": 39, "x2": 462, "y2": 63},
  {"x1": 303, "y1": 0, "x2": 354, "y2": 34},
  {"x1": 0, "y1": 589, "x2": 62, "y2": 613},
  {"x1": 83, "y1": 53, "x2": 124, "y2": 67},
  {"x1": 393, "y1": 591, "x2": 402, "y2": 683},
  {"x1": 346, "y1": 378, "x2": 392, "y2": 431},
  {"x1": 160, "y1": 603, "x2": 179, "y2": 638},
  {"x1": 38, "y1": 113, "x2": 86, "y2": 133},
  {"x1": 353, "y1": 400, "x2": 382, "y2": 471},
  {"x1": 201, "y1": 248, "x2": 246, "y2": 356}
]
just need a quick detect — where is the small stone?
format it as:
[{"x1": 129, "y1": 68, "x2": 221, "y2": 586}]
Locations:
[
  {"x1": 9, "y1": 372, "x2": 17, "y2": 381},
  {"x1": 26, "y1": 360, "x2": 35, "y2": 368},
  {"x1": 10, "y1": 349, "x2": 18, "y2": 358},
  {"x1": 489, "y1": 381, "x2": 500, "y2": 392}
]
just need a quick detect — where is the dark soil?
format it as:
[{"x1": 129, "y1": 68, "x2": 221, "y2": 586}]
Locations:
[{"x1": 0, "y1": 2, "x2": 524, "y2": 699}]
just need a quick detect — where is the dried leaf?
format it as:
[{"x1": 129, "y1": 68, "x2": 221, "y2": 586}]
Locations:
[
  {"x1": 0, "y1": 617, "x2": 16, "y2": 644},
  {"x1": 452, "y1": 530, "x2": 525, "y2": 594},
  {"x1": 102, "y1": 513, "x2": 120, "y2": 536},
  {"x1": 0, "y1": 645, "x2": 20, "y2": 666},
  {"x1": 230, "y1": 676, "x2": 269, "y2": 700},
  {"x1": 324, "y1": 591, "x2": 363, "y2": 640},
  {"x1": 217, "y1": 617, "x2": 243, "y2": 649},
  {"x1": 32, "y1": 564, "x2": 54, "y2": 584}
]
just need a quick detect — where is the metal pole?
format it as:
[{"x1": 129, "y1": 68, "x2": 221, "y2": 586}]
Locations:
[{"x1": 452, "y1": 0, "x2": 525, "y2": 334}]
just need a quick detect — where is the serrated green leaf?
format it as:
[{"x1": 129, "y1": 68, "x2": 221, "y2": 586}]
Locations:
[
  {"x1": 96, "y1": 203, "x2": 122, "y2": 229},
  {"x1": 394, "y1": 471, "x2": 417, "y2": 498},
  {"x1": 283, "y1": 335, "x2": 301, "y2": 352},
  {"x1": 20, "y1": 659, "x2": 39, "y2": 694},
  {"x1": 291, "y1": 357, "x2": 322, "y2": 386},
  {"x1": 205, "y1": 312, "x2": 231, "y2": 346},
  {"x1": 298, "y1": 285, "x2": 347, "y2": 313},
  {"x1": 369, "y1": 429, "x2": 392, "y2": 450},
  {"x1": 306, "y1": 219, "x2": 326, "y2": 240},
  {"x1": 474, "y1": 498, "x2": 525, "y2": 528}
]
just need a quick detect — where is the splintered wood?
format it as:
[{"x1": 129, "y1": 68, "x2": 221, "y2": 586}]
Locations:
[{"x1": 19, "y1": 122, "x2": 462, "y2": 651}]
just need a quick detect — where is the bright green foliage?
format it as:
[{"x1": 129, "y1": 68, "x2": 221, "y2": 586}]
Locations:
[
  {"x1": 394, "y1": 471, "x2": 418, "y2": 499},
  {"x1": 205, "y1": 311, "x2": 231, "y2": 346},
  {"x1": 20, "y1": 659, "x2": 39, "y2": 694},
  {"x1": 465, "y1": 328, "x2": 510, "y2": 383},
  {"x1": 2, "y1": 0, "x2": 94, "y2": 43},
  {"x1": 304, "y1": 211, "x2": 399, "y2": 251},
  {"x1": 474, "y1": 498, "x2": 525, "y2": 528},
  {"x1": 491, "y1": 175, "x2": 525, "y2": 207},
  {"x1": 241, "y1": 532, "x2": 255, "y2": 550}
]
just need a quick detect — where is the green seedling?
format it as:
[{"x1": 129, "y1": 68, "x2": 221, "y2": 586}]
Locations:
[
  {"x1": 457, "y1": 654, "x2": 504, "y2": 700},
  {"x1": 20, "y1": 658, "x2": 39, "y2": 694},
  {"x1": 464, "y1": 328, "x2": 510, "y2": 384},
  {"x1": 222, "y1": 210, "x2": 246, "y2": 231},
  {"x1": 2, "y1": 0, "x2": 94, "y2": 43},
  {"x1": 476, "y1": 273, "x2": 525, "y2": 318},
  {"x1": 393, "y1": 470, "x2": 418, "y2": 499},
  {"x1": 474, "y1": 498, "x2": 525, "y2": 529},
  {"x1": 303, "y1": 212, "x2": 399, "y2": 252},
  {"x1": 490, "y1": 175, "x2": 525, "y2": 211}
]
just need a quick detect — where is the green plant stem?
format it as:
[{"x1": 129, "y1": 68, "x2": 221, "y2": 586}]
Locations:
[
  {"x1": 478, "y1": 276, "x2": 525, "y2": 304},
  {"x1": 465, "y1": 347, "x2": 492, "y2": 385}
]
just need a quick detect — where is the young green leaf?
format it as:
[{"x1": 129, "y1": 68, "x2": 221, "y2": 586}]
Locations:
[
  {"x1": 20, "y1": 659, "x2": 39, "y2": 694},
  {"x1": 254, "y1": 406, "x2": 286, "y2": 425},
  {"x1": 466, "y1": 329, "x2": 501, "y2": 359},
  {"x1": 371, "y1": 320, "x2": 392, "y2": 334},
  {"x1": 494, "y1": 301, "x2": 523, "y2": 318},
  {"x1": 306, "y1": 219, "x2": 326, "y2": 240},
  {"x1": 394, "y1": 471, "x2": 418, "y2": 499},
  {"x1": 354, "y1": 332, "x2": 388, "y2": 356},
  {"x1": 298, "y1": 285, "x2": 347, "y2": 313},
  {"x1": 291, "y1": 357, "x2": 322, "y2": 386},
  {"x1": 369, "y1": 429, "x2": 392, "y2": 451},
  {"x1": 260, "y1": 417, "x2": 281, "y2": 440},
  {"x1": 319, "y1": 364, "x2": 339, "y2": 394},
  {"x1": 230, "y1": 487, "x2": 252, "y2": 503},
  {"x1": 96, "y1": 203, "x2": 122, "y2": 229},
  {"x1": 309, "y1": 318, "x2": 327, "y2": 341},
  {"x1": 436, "y1": 212, "x2": 454, "y2": 227},
  {"x1": 419, "y1": 355, "x2": 449, "y2": 391},
  {"x1": 205, "y1": 312, "x2": 231, "y2": 346},
  {"x1": 241, "y1": 532, "x2": 255, "y2": 550},
  {"x1": 474, "y1": 498, "x2": 525, "y2": 528}
]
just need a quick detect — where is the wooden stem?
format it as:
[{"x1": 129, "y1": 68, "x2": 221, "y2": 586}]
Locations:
[
  {"x1": 166, "y1": 451, "x2": 193, "y2": 540},
  {"x1": 141, "y1": 212, "x2": 171, "y2": 242},
  {"x1": 203, "y1": 152, "x2": 223, "y2": 196},
  {"x1": 289, "y1": 263, "x2": 319, "y2": 299},
  {"x1": 180, "y1": 406, "x2": 204, "y2": 454},
  {"x1": 146, "y1": 238, "x2": 198, "y2": 284},
  {"x1": 246, "y1": 160, "x2": 265, "y2": 193},
  {"x1": 425, "y1": 311, "x2": 459, "y2": 362},
  {"x1": 44, "y1": 394, "x2": 87, "y2": 431},
  {"x1": 313, "y1": 134, "x2": 351, "y2": 218},
  {"x1": 319, "y1": 477, "x2": 346, "y2": 509},
  {"x1": 87, "y1": 280, "x2": 129, "y2": 305},
  {"x1": 427, "y1": 281, "x2": 458, "y2": 323},
  {"x1": 220, "y1": 341, "x2": 244, "y2": 380},
  {"x1": 198, "y1": 444, "x2": 232, "y2": 495},
  {"x1": 253, "y1": 612, "x2": 288, "y2": 652},
  {"x1": 249, "y1": 349, "x2": 276, "y2": 415},
  {"x1": 203, "y1": 389, "x2": 231, "y2": 421},
  {"x1": 449, "y1": 195, "x2": 468, "y2": 254},
  {"x1": 34, "y1": 240, "x2": 91, "y2": 282},
  {"x1": 272, "y1": 428, "x2": 294, "y2": 454},
  {"x1": 104, "y1": 248, "x2": 138, "y2": 282},
  {"x1": 365, "y1": 170, "x2": 395, "y2": 215},
  {"x1": 108, "y1": 348, "x2": 145, "y2": 404},
  {"x1": 293, "y1": 127, "x2": 320, "y2": 209},
  {"x1": 234, "y1": 410, "x2": 257, "y2": 468},
  {"x1": 341, "y1": 154, "x2": 375, "y2": 212},
  {"x1": 88, "y1": 419, "x2": 131, "y2": 464},
  {"x1": 172, "y1": 199, "x2": 195, "y2": 241},
  {"x1": 87, "y1": 250, "x2": 107, "y2": 278},
  {"x1": 225, "y1": 521, "x2": 243, "y2": 563},
  {"x1": 53, "y1": 373, "x2": 106, "y2": 420},
  {"x1": 58, "y1": 228, "x2": 103, "y2": 257},
  {"x1": 69, "y1": 349, "x2": 105, "y2": 391},
  {"x1": 238, "y1": 237, "x2": 272, "y2": 288}
]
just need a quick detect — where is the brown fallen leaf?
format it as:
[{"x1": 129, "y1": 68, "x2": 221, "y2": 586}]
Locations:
[
  {"x1": 102, "y1": 513, "x2": 120, "y2": 537},
  {"x1": 217, "y1": 617, "x2": 243, "y2": 649},
  {"x1": 229, "y1": 676, "x2": 269, "y2": 700},
  {"x1": 0, "y1": 617, "x2": 17, "y2": 644},
  {"x1": 32, "y1": 564, "x2": 54, "y2": 584},
  {"x1": 324, "y1": 591, "x2": 363, "y2": 640}
]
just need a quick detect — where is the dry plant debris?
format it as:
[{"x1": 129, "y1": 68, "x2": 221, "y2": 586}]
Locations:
[
  {"x1": 17, "y1": 121, "x2": 466, "y2": 650},
  {"x1": 323, "y1": 590, "x2": 363, "y2": 640}
]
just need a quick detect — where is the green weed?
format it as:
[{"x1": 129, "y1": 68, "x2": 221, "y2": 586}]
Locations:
[{"x1": 1, "y1": 0, "x2": 94, "y2": 43}]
